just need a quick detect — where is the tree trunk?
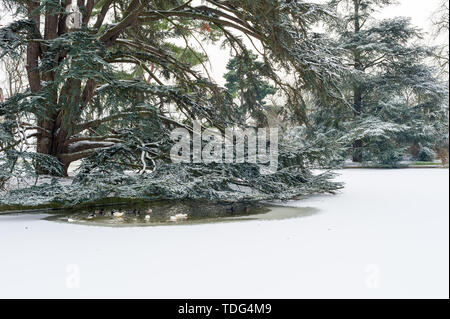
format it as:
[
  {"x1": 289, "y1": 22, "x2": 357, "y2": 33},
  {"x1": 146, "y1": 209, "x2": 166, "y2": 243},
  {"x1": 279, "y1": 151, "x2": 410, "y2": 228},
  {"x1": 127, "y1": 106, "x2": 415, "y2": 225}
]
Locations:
[
  {"x1": 24, "y1": 0, "x2": 150, "y2": 176},
  {"x1": 25, "y1": 2, "x2": 86, "y2": 176},
  {"x1": 352, "y1": 86, "x2": 363, "y2": 162},
  {"x1": 352, "y1": 0, "x2": 363, "y2": 163},
  {"x1": 26, "y1": 1, "x2": 54, "y2": 171}
]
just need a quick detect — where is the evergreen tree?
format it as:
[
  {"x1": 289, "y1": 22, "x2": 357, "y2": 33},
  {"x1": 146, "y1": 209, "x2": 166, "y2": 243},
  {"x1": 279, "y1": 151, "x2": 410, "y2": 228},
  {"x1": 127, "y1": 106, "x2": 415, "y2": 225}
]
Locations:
[
  {"x1": 0, "y1": 0, "x2": 345, "y2": 204},
  {"x1": 318, "y1": 0, "x2": 449, "y2": 165},
  {"x1": 0, "y1": 0, "x2": 344, "y2": 174},
  {"x1": 224, "y1": 52, "x2": 278, "y2": 126}
]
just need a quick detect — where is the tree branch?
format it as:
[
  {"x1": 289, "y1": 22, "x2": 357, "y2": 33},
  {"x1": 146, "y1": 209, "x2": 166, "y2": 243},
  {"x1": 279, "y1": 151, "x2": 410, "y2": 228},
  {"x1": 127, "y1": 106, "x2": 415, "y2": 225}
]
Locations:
[
  {"x1": 100, "y1": 0, "x2": 153, "y2": 47},
  {"x1": 139, "y1": 10, "x2": 263, "y2": 41},
  {"x1": 94, "y1": 0, "x2": 114, "y2": 30},
  {"x1": 58, "y1": 146, "x2": 114, "y2": 163}
]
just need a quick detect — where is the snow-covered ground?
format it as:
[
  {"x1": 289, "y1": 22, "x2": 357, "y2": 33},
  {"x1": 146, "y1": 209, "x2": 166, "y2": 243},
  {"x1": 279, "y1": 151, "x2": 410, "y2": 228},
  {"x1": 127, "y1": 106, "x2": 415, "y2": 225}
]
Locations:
[{"x1": 0, "y1": 169, "x2": 448, "y2": 298}]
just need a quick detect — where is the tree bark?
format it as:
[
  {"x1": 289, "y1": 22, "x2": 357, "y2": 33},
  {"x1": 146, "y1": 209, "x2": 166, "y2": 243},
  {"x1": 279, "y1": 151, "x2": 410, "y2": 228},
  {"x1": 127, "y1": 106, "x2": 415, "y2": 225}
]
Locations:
[
  {"x1": 352, "y1": 0, "x2": 363, "y2": 163},
  {"x1": 26, "y1": 1, "x2": 54, "y2": 163},
  {"x1": 24, "y1": 1, "x2": 102, "y2": 176}
]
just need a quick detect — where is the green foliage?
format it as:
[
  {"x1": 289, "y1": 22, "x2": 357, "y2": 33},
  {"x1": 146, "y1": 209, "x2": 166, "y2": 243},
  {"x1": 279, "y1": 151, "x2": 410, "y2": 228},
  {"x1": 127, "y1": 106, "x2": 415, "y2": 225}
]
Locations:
[
  {"x1": 0, "y1": 19, "x2": 36, "y2": 58},
  {"x1": 417, "y1": 147, "x2": 435, "y2": 162},
  {"x1": 224, "y1": 52, "x2": 278, "y2": 126},
  {"x1": 0, "y1": 0, "x2": 349, "y2": 206},
  {"x1": 311, "y1": 0, "x2": 449, "y2": 166},
  {"x1": 0, "y1": 149, "x2": 63, "y2": 190},
  {"x1": 0, "y1": 162, "x2": 342, "y2": 208}
]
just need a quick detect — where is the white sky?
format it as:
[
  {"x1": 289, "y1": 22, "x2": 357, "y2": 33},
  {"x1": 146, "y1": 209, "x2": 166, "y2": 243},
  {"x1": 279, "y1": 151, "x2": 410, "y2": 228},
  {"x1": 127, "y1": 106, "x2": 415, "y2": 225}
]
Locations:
[
  {"x1": 204, "y1": 0, "x2": 448, "y2": 85},
  {"x1": 0, "y1": 0, "x2": 448, "y2": 91}
]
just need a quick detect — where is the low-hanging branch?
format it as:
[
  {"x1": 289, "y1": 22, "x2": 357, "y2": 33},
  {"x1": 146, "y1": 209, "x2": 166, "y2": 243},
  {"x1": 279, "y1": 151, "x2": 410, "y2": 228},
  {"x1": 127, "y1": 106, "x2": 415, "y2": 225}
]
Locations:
[
  {"x1": 0, "y1": 0, "x2": 347, "y2": 193},
  {"x1": 138, "y1": 9, "x2": 264, "y2": 41}
]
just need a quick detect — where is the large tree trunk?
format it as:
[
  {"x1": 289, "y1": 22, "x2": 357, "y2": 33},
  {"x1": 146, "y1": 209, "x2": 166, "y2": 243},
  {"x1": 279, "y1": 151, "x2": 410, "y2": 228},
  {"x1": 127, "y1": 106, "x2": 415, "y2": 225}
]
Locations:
[
  {"x1": 24, "y1": 0, "x2": 153, "y2": 176},
  {"x1": 25, "y1": 1, "x2": 95, "y2": 176},
  {"x1": 26, "y1": 1, "x2": 54, "y2": 169},
  {"x1": 27, "y1": 1, "x2": 64, "y2": 174}
]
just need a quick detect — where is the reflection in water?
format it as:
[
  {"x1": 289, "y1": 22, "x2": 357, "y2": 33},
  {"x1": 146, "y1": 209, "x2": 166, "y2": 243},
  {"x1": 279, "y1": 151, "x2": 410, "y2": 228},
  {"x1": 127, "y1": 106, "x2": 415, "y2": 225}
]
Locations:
[{"x1": 1, "y1": 201, "x2": 318, "y2": 227}]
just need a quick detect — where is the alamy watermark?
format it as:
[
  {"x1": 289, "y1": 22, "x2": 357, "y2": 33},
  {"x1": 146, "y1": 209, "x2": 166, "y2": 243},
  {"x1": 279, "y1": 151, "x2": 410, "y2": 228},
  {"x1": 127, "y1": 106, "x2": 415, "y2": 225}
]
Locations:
[
  {"x1": 65, "y1": 264, "x2": 80, "y2": 289},
  {"x1": 170, "y1": 121, "x2": 279, "y2": 175},
  {"x1": 63, "y1": 4, "x2": 279, "y2": 174},
  {"x1": 66, "y1": 3, "x2": 82, "y2": 29},
  {"x1": 364, "y1": 264, "x2": 381, "y2": 289}
]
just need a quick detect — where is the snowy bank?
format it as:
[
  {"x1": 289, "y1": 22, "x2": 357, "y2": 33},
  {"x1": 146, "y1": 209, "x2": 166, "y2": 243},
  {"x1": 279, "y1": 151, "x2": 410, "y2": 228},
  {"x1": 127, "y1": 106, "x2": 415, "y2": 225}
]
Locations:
[{"x1": 0, "y1": 169, "x2": 448, "y2": 298}]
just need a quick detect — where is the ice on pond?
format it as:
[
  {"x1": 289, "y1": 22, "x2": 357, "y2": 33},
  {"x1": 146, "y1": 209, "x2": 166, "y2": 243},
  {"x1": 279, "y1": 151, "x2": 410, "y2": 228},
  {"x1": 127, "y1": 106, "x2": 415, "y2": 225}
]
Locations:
[{"x1": 2, "y1": 201, "x2": 318, "y2": 227}]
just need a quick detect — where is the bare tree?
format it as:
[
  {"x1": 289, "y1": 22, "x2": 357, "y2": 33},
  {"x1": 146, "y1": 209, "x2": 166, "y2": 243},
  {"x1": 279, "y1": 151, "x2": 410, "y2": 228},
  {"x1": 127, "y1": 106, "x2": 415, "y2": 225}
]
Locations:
[
  {"x1": 1, "y1": 56, "x2": 27, "y2": 98},
  {"x1": 431, "y1": 0, "x2": 449, "y2": 76}
]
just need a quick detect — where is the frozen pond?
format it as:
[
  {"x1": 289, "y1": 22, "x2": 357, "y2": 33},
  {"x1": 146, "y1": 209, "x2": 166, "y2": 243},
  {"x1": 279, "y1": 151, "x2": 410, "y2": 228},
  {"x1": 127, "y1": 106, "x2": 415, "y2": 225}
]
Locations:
[
  {"x1": 0, "y1": 203, "x2": 318, "y2": 227},
  {"x1": 0, "y1": 169, "x2": 448, "y2": 298}
]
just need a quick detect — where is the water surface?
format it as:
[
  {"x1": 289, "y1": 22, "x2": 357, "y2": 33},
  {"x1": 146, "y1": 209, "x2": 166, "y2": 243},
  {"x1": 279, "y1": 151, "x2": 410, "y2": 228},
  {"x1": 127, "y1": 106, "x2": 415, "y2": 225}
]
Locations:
[{"x1": 0, "y1": 201, "x2": 318, "y2": 227}]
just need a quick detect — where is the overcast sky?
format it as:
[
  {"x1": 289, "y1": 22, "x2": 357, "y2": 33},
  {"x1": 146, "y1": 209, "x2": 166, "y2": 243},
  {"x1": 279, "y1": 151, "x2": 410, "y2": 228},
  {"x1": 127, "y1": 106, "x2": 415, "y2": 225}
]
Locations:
[
  {"x1": 0, "y1": 0, "x2": 448, "y2": 91},
  {"x1": 205, "y1": 0, "x2": 448, "y2": 85}
]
